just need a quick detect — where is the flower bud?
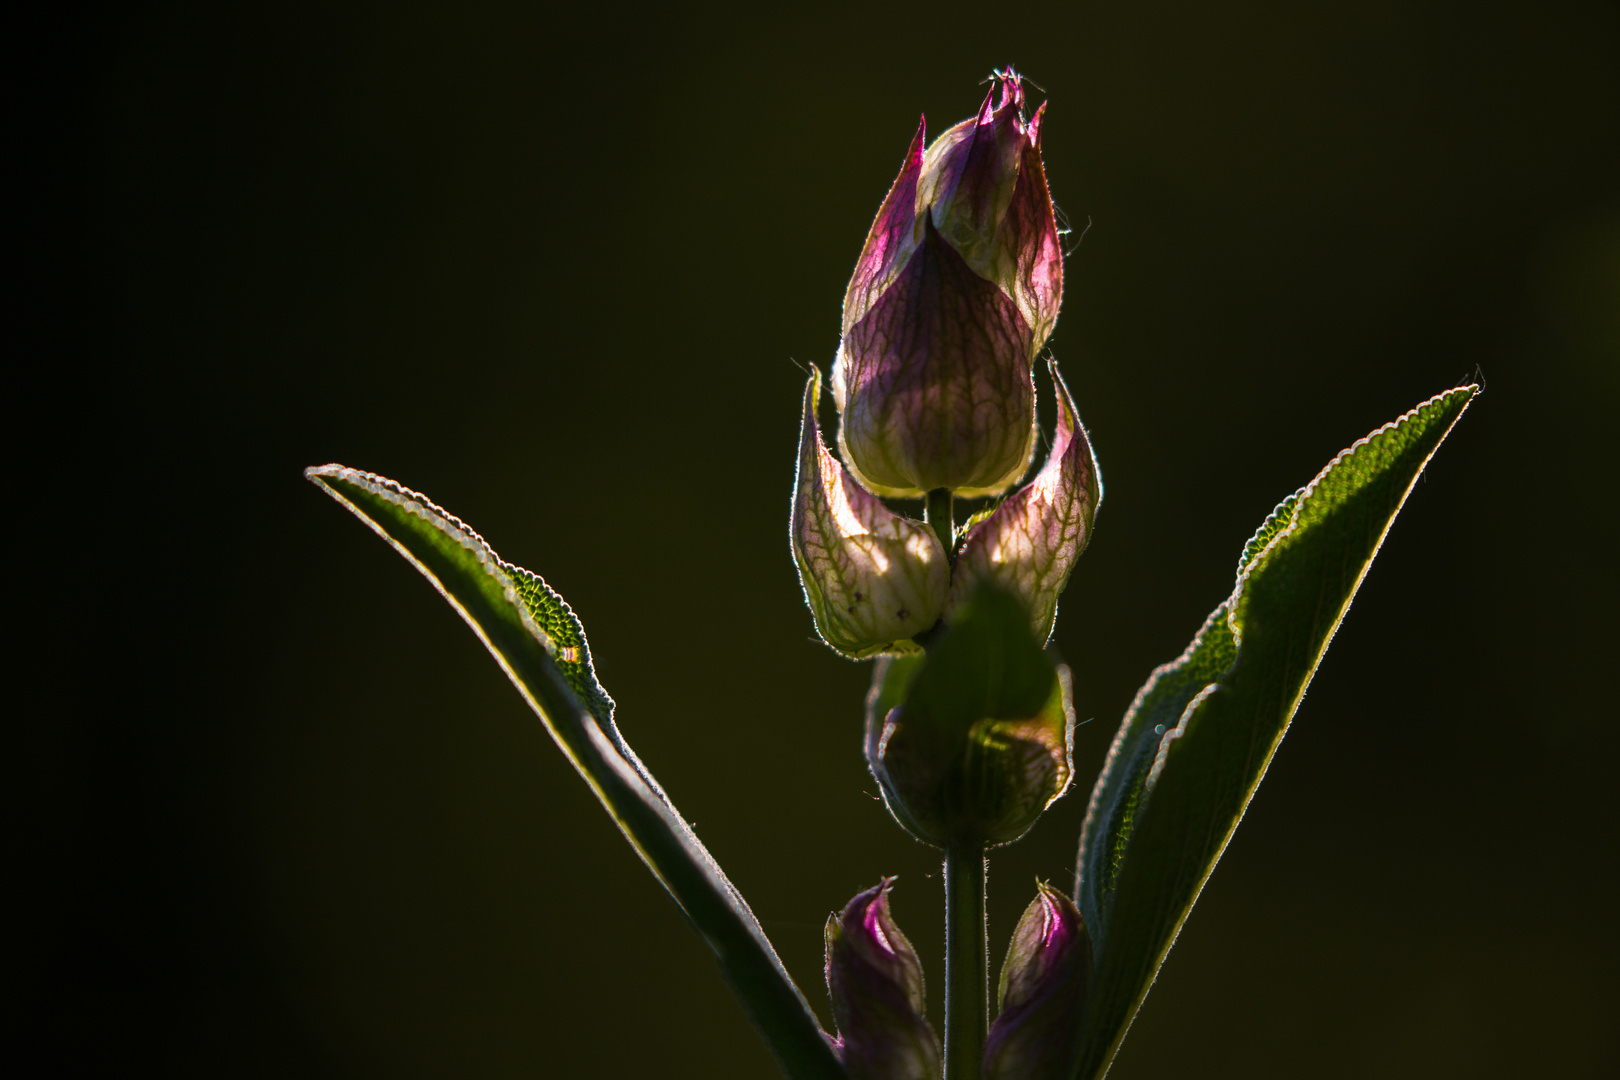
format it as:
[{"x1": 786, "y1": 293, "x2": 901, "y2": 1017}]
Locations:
[
  {"x1": 791, "y1": 367, "x2": 949, "y2": 657},
  {"x1": 825, "y1": 879, "x2": 942, "y2": 1080},
  {"x1": 950, "y1": 358, "x2": 1101, "y2": 644},
  {"x1": 983, "y1": 883, "x2": 1092, "y2": 1080},
  {"x1": 832, "y1": 70, "x2": 1063, "y2": 498},
  {"x1": 866, "y1": 583, "x2": 1075, "y2": 847}
]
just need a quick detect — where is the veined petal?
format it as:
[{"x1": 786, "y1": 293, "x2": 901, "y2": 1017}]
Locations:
[
  {"x1": 791, "y1": 367, "x2": 949, "y2": 657},
  {"x1": 842, "y1": 117, "x2": 927, "y2": 337},
  {"x1": 910, "y1": 69, "x2": 1059, "y2": 351},
  {"x1": 950, "y1": 358, "x2": 1101, "y2": 643},
  {"x1": 832, "y1": 215, "x2": 1038, "y2": 498}
]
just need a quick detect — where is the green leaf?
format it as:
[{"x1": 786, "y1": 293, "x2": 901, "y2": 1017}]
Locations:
[
  {"x1": 305, "y1": 465, "x2": 846, "y2": 1080},
  {"x1": 866, "y1": 653, "x2": 925, "y2": 735},
  {"x1": 867, "y1": 585, "x2": 1076, "y2": 847},
  {"x1": 905, "y1": 585, "x2": 1058, "y2": 745},
  {"x1": 1071, "y1": 385, "x2": 1479, "y2": 1079}
]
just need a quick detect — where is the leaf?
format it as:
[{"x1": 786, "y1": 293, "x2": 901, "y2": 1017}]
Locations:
[
  {"x1": 305, "y1": 465, "x2": 846, "y2": 1080},
  {"x1": 1071, "y1": 384, "x2": 1478, "y2": 1079}
]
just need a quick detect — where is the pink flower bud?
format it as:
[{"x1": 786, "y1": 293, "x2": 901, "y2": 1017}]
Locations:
[
  {"x1": 950, "y1": 358, "x2": 1101, "y2": 643},
  {"x1": 983, "y1": 883, "x2": 1092, "y2": 1080},
  {"x1": 832, "y1": 70, "x2": 1064, "y2": 498},
  {"x1": 825, "y1": 880, "x2": 942, "y2": 1080}
]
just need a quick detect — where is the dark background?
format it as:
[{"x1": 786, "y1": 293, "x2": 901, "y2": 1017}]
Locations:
[{"x1": 31, "y1": 1, "x2": 1617, "y2": 1076}]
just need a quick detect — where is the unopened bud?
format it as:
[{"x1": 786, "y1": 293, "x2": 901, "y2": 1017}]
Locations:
[
  {"x1": 825, "y1": 880, "x2": 942, "y2": 1080},
  {"x1": 832, "y1": 70, "x2": 1063, "y2": 498},
  {"x1": 791, "y1": 367, "x2": 949, "y2": 657},
  {"x1": 983, "y1": 883, "x2": 1092, "y2": 1080}
]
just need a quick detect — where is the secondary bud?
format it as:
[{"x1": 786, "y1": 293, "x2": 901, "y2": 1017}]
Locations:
[
  {"x1": 825, "y1": 880, "x2": 942, "y2": 1080},
  {"x1": 983, "y1": 883, "x2": 1092, "y2": 1080},
  {"x1": 791, "y1": 368, "x2": 949, "y2": 657},
  {"x1": 832, "y1": 70, "x2": 1063, "y2": 498},
  {"x1": 866, "y1": 583, "x2": 1075, "y2": 847},
  {"x1": 950, "y1": 358, "x2": 1101, "y2": 644}
]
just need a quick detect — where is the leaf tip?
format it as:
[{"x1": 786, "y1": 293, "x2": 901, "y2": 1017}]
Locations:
[{"x1": 304, "y1": 463, "x2": 365, "y2": 498}]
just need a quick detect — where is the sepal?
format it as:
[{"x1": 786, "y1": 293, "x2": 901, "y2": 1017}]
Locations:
[
  {"x1": 951, "y1": 358, "x2": 1101, "y2": 643},
  {"x1": 790, "y1": 367, "x2": 949, "y2": 657}
]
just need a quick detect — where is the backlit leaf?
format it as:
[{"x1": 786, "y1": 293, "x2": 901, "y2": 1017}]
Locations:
[
  {"x1": 1071, "y1": 385, "x2": 1478, "y2": 1079},
  {"x1": 306, "y1": 465, "x2": 846, "y2": 1080}
]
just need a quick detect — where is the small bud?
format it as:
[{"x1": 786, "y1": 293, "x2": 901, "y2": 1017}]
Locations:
[
  {"x1": 950, "y1": 358, "x2": 1101, "y2": 644},
  {"x1": 983, "y1": 883, "x2": 1092, "y2": 1080},
  {"x1": 791, "y1": 367, "x2": 949, "y2": 657},
  {"x1": 866, "y1": 583, "x2": 1075, "y2": 847},
  {"x1": 825, "y1": 880, "x2": 942, "y2": 1080},
  {"x1": 832, "y1": 70, "x2": 1063, "y2": 498}
]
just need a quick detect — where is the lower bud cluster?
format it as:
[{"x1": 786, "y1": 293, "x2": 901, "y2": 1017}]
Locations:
[{"x1": 825, "y1": 880, "x2": 1090, "y2": 1080}]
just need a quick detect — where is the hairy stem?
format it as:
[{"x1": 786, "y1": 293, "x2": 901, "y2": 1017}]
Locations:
[
  {"x1": 944, "y1": 841, "x2": 988, "y2": 1080},
  {"x1": 925, "y1": 487, "x2": 955, "y2": 560}
]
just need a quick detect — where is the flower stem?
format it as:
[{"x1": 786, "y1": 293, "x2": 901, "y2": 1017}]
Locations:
[
  {"x1": 943, "y1": 840, "x2": 988, "y2": 1080},
  {"x1": 925, "y1": 487, "x2": 955, "y2": 559}
]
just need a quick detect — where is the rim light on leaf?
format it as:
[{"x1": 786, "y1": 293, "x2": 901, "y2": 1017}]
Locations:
[{"x1": 1070, "y1": 383, "x2": 1479, "y2": 1080}]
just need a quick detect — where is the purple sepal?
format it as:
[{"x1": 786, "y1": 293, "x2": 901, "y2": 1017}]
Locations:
[
  {"x1": 825, "y1": 880, "x2": 942, "y2": 1080},
  {"x1": 950, "y1": 357, "x2": 1101, "y2": 643},
  {"x1": 843, "y1": 116, "x2": 927, "y2": 337},
  {"x1": 983, "y1": 882, "x2": 1092, "y2": 1080},
  {"x1": 997, "y1": 103, "x2": 1063, "y2": 358}
]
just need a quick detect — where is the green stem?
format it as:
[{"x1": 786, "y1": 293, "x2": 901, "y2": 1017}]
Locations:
[
  {"x1": 925, "y1": 487, "x2": 955, "y2": 560},
  {"x1": 944, "y1": 840, "x2": 988, "y2": 1080}
]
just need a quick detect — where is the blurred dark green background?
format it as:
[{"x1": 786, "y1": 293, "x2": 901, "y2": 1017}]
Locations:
[{"x1": 36, "y1": 1, "x2": 1617, "y2": 1076}]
